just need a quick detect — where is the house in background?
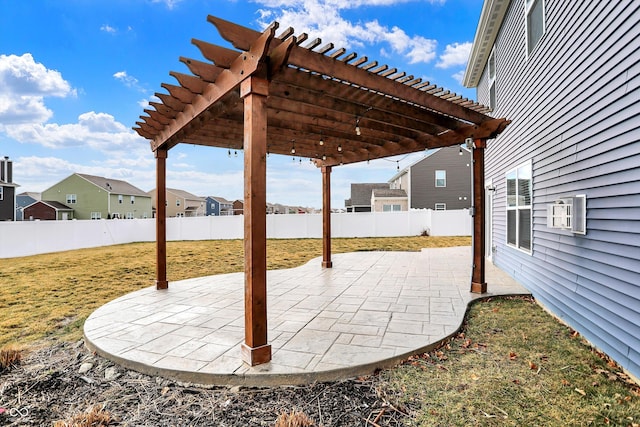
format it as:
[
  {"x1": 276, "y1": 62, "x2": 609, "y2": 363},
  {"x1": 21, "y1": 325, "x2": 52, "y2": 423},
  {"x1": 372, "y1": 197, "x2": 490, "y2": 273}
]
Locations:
[
  {"x1": 205, "y1": 196, "x2": 234, "y2": 216},
  {"x1": 344, "y1": 183, "x2": 390, "y2": 212},
  {"x1": 42, "y1": 173, "x2": 152, "y2": 220},
  {"x1": 16, "y1": 192, "x2": 41, "y2": 221},
  {"x1": 389, "y1": 146, "x2": 471, "y2": 210},
  {"x1": 464, "y1": 1, "x2": 640, "y2": 379},
  {"x1": 232, "y1": 199, "x2": 244, "y2": 215},
  {"x1": 149, "y1": 188, "x2": 205, "y2": 218},
  {"x1": 0, "y1": 156, "x2": 18, "y2": 221},
  {"x1": 371, "y1": 188, "x2": 408, "y2": 212},
  {"x1": 23, "y1": 200, "x2": 74, "y2": 221}
]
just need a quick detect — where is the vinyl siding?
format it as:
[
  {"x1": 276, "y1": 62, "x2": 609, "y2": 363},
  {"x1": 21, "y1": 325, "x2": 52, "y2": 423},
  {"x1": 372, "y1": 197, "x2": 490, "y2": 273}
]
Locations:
[
  {"x1": 409, "y1": 147, "x2": 472, "y2": 209},
  {"x1": 481, "y1": 0, "x2": 640, "y2": 379}
]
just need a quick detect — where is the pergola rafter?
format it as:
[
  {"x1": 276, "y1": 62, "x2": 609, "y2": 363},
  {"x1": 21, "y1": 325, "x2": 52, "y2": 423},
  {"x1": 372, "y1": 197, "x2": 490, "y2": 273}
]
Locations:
[{"x1": 134, "y1": 15, "x2": 510, "y2": 367}]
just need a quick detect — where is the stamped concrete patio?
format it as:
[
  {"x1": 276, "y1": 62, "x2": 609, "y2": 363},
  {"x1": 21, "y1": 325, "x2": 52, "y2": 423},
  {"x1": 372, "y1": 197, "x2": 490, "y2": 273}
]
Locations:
[{"x1": 84, "y1": 246, "x2": 529, "y2": 386}]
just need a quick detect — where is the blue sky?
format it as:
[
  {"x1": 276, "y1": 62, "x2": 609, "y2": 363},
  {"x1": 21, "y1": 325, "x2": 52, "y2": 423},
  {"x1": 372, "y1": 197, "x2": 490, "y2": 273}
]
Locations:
[{"x1": 0, "y1": 0, "x2": 482, "y2": 209}]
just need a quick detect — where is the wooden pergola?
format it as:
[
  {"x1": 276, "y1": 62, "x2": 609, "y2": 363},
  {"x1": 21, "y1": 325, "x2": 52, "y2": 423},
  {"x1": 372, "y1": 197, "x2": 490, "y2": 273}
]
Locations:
[{"x1": 134, "y1": 16, "x2": 509, "y2": 366}]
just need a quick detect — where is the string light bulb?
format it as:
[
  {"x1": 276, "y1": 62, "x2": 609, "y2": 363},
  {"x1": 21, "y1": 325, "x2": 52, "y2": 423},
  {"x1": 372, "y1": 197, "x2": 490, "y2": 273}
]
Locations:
[
  {"x1": 234, "y1": 150, "x2": 238, "y2": 157},
  {"x1": 355, "y1": 117, "x2": 361, "y2": 136},
  {"x1": 337, "y1": 143, "x2": 342, "y2": 152},
  {"x1": 290, "y1": 139, "x2": 296, "y2": 155},
  {"x1": 227, "y1": 149, "x2": 231, "y2": 158}
]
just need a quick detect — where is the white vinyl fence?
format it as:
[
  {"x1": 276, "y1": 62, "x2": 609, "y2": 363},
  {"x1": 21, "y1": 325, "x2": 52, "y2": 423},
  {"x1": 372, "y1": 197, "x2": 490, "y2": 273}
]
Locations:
[{"x1": 0, "y1": 209, "x2": 472, "y2": 258}]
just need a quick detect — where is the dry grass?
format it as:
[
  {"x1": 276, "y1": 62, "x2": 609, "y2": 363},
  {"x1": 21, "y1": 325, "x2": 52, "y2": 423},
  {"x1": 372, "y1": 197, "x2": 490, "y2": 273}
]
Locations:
[
  {"x1": 53, "y1": 405, "x2": 113, "y2": 427},
  {"x1": 383, "y1": 297, "x2": 640, "y2": 426},
  {"x1": 274, "y1": 410, "x2": 318, "y2": 427},
  {"x1": 0, "y1": 236, "x2": 467, "y2": 347},
  {"x1": 0, "y1": 345, "x2": 23, "y2": 371}
]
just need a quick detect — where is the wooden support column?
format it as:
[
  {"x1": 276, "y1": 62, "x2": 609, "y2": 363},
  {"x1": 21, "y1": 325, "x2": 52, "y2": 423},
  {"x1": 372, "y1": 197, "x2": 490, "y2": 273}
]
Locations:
[
  {"x1": 321, "y1": 166, "x2": 333, "y2": 268},
  {"x1": 155, "y1": 148, "x2": 168, "y2": 290},
  {"x1": 240, "y1": 76, "x2": 272, "y2": 366},
  {"x1": 471, "y1": 138, "x2": 487, "y2": 293}
]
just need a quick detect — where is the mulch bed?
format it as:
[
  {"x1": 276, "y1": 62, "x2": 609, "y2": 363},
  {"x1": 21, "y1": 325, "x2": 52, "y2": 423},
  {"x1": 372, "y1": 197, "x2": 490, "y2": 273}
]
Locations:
[{"x1": 0, "y1": 340, "x2": 410, "y2": 426}]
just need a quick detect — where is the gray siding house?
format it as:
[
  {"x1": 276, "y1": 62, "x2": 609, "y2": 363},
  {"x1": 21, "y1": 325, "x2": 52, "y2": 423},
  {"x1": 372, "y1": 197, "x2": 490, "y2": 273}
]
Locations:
[
  {"x1": 464, "y1": 1, "x2": 640, "y2": 380},
  {"x1": 344, "y1": 183, "x2": 390, "y2": 212},
  {"x1": 389, "y1": 146, "x2": 472, "y2": 210}
]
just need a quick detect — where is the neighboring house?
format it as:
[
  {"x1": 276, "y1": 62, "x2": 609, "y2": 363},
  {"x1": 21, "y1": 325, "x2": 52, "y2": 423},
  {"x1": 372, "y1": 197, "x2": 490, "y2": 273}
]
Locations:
[
  {"x1": 389, "y1": 146, "x2": 471, "y2": 210},
  {"x1": 23, "y1": 200, "x2": 74, "y2": 221},
  {"x1": 148, "y1": 188, "x2": 205, "y2": 218},
  {"x1": 464, "y1": 1, "x2": 640, "y2": 379},
  {"x1": 42, "y1": 173, "x2": 152, "y2": 220},
  {"x1": 16, "y1": 192, "x2": 41, "y2": 221},
  {"x1": 344, "y1": 183, "x2": 390, "y2": 212},
  {"x1": 371, "y1": 189, "x2": 408, "y2": 212},
  {"x1": 232, "y1": 200, "x2": 244, "y2": 215},
  {"x1": 0, "y1": 156, "x2": 18, "y2": 221},
  {"x1": 205, "y1": 196, "x2": 234, "y2": 216}
]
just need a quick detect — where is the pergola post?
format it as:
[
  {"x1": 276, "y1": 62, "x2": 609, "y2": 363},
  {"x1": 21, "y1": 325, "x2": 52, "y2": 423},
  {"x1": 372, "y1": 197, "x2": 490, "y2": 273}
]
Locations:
[
  {"x1": 322, "y1": 166, "x2": 333, "y2": 268},
  {"x1": 155, "y1": 148, "x2": 168, "y2": 290},
  {"x1": 471, "y1": 138, "x2": 487, "y2": 293},
  {"x1": 240, "y1": 76, "x2": 272, "y2": 366}
]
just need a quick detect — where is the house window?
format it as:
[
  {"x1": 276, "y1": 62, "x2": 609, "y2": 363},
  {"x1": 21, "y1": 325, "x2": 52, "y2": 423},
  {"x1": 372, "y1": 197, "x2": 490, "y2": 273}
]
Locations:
[
  {"x1": 118, "y1": 195, "x2": 123, "y2": 204},
  {"x1": 66, "y1": 194, "x2": 77, "y2": 204},
  {"x1": 126, "y1": 212, "x2": 134, "y2": 219},
  {"x1": 130, "y1": 195, "x2": 135, "y2": 204},
  {"x1": 506, "y1": 161, "x2": 532, "y2": 252},
  {"x1": 0, "y1": 187, "x2": 3, "y2": 201},
  {"x1": 435, "y1": 203, "x2": 446, "y2": 210},
  {"x1": 435, "y1": 170, "x2": 446, "y2": 187},
  {"x1": 488, "y1": 47, "x2": 496, "y2": 110},
  {"x1": 526, "y1": 0, "x2": 545, "y2": 56},
  {"x1": 90, "y1": 212, "x2": 101, "y2": 220},
  {"x1": 382, "y1": 204, "x2": 401, "y2": 212},
  {"x1": 176, "y1": 212, "x2": 184, "y2": 217},
  {"x1": 176, "y1": 199, "x2": 181, "y2": 207}
]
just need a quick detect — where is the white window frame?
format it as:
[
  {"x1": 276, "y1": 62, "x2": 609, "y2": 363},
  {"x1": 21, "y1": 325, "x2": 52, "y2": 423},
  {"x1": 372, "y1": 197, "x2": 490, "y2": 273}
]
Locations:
[
  {"x1": 383, "y1": 204, "x2": 401, "y2": 212},
  {"x1": 126, "y1": 212, "x2": 134, "y2": 219},
  {"x1": 488, "y1": 46, "x2": 496, "y2": 110},
  {"x1": 435, "y1": 170, "x2": 446, "y2": 188},
  {"x1": 546, "y1": 195, "x2": 587, "y2": 235},
  {"x1": 0, "y1": 186, "x2": 3, "y2": 201},
  {"x1": 130, "y1": 195, "x2": 135, "y2": 204},
  {"x1": 176, "y1": 199, "x2": 181, "y2": 207},
  {"x1": 506, "y1": 161, "x2": 532, "y2": 253},
  {"x1": 66, "y1": 194, "x2": 77, "y2": 204},
  {"x1": 435, "y1": 203, "x2": 446, "y2": 211},
  {"x1": 118, "y1": 194, "x2": 123, "y2": 204},
  {"x1": 526, "y1": 0, "x2": 545, "y2": 57},
  {"x1": 90, "y1": 212, "x2": 102, "y2": 220}
]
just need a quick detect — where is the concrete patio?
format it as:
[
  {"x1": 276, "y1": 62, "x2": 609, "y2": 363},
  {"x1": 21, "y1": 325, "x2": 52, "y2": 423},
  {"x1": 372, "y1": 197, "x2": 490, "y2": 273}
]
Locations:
[{"x1": 84, "y1": 246, "x2": 529, "y2": 386}]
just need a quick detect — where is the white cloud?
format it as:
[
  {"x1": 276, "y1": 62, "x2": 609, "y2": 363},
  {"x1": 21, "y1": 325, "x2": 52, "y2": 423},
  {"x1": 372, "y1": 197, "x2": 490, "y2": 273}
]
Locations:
[
  {"x1": 452, "y1": 70, "x2": 465, "y2": 85},
  {"x1": 100, "y1": 24, "x2": 116, "y2": 33},
  {"x1": 0, "y1": 53, "x2": 75, "y2": 125},
  {"x1": 113, "y1": 71, "x2": 146, "y2": 93},
  {"x1": 150, "y1": 0, "x2": 184, "y2": 9},
  {"x1": 4, "y1": 111, "x2": 145, "y2": 152},
  {"x1": 14, "y1": 155, "x2": 155, "y2": 192},
  {"x1": 436, "y1": 41, "x2": 472, "y2": 68},
  {"x1": 255, "y1": 0, "x2": 438, "y2": 65}
]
